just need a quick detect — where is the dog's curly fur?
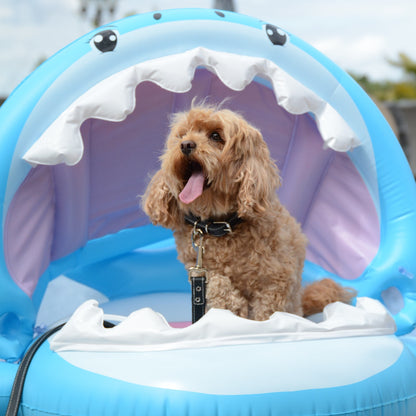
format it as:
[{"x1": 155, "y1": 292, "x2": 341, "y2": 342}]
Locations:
[{"x1": 142, "y1": 105, "x2": 355, "y2": 320}]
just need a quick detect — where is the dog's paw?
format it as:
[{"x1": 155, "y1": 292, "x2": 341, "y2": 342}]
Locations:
[{"x1": 206, "y1": 273, "x2": 249, "y2": 318}]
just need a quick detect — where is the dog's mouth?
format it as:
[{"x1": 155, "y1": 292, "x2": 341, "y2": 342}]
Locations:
[{"x1": 179, "y1": 161, "x2": 208, "y2": 204}]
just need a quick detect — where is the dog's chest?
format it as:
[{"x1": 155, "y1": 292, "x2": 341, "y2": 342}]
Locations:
[{"x1": 174, "y1": 226, "x2": 261, "y2": 273}]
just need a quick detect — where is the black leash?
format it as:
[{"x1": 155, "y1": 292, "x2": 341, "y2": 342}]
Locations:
[
  {"x1": 188, "y1": 226, "x2": 208, "y2": 324},
  {"x1": 191, "y1": 275, "x2": 206, "y2": 323},
  {"x1": 5, "y1": 320, "x2": 115, "y2": 416},
  {"x1": 186, "y1": 212, "x2": 242, "y2": 323}
]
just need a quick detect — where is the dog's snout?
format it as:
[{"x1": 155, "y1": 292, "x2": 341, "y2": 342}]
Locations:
[{"x1": 181, "y1": 140, "x2": 196, "y2": 156}]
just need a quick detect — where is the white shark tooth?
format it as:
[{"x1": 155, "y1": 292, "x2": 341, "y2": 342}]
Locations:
[{"x1": 23, "y1": 47, "x2": 361, "y2": 167}]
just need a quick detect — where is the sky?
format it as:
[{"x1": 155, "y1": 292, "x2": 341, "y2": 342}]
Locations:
[{"x1": 0, "y1": 0, "x2": 414, "y2": 97}]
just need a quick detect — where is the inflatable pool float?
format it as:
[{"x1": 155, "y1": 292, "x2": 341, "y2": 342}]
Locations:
[{"x1": 1, "y1": 8, "x2": 416, "y2": 416}]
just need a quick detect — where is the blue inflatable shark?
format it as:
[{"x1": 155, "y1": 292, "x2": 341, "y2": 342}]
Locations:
[{"x1": 1, "y1": 9, "x2": 416, "y2": 416}]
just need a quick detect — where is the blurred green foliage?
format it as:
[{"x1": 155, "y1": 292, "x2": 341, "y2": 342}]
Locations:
[{"x1": 351, "y1": 53, "x2": 416, "y2": 101}]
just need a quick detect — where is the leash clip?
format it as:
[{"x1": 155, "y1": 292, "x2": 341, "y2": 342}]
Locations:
[
  {"x1": 189, "y1": 225, "x2": 207, "y2": 277},
  {"x1": 189, "y1": 224, "x2": 207, "y2": 323}
]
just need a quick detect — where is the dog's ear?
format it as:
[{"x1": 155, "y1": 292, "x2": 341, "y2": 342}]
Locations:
[
  {"x1": 141, "y1": 169, "x2": 180, "y2": 229},
  {"x1": 235, "y1": 125, "x2": 281, "y2": 219}
]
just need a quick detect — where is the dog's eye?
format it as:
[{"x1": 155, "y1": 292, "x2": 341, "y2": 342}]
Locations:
[{"x1": 209, "y1": 132, "x2": 223, "y2": 143}]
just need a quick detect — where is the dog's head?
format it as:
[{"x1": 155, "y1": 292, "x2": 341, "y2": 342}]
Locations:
[{"x1": 142, "y1": 106, "x2": 281, "y2": 227}]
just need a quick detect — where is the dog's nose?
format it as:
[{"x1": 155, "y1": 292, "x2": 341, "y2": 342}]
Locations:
[{"x1": 181, "y1": 140, "x2": 196, "y2": 156}]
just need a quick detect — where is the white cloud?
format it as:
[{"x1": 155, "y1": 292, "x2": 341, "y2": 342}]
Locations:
[
  {"x1": 314, "y1": 34, "x2": 388, "y2": 75},
  {"x1": 0, "y1": 5, "x2": 12, "y2": 20}
]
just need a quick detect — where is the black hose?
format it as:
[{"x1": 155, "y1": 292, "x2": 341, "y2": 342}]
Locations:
[{"x1": 5, "y1": 320, "x2": 115, "y2": 416}]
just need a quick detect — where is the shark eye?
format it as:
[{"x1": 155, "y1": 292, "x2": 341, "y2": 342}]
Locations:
[
  {"x1": 92, "y1": 30, "x2": 118, "y2": 52},
  {"x1": 265, "y1": 24, "x2": 287, "y2": 46}
]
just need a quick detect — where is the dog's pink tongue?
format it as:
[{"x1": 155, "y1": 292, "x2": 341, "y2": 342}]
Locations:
[{"x1": 179, "y1": 171, "x2": 205, "y2": 204}]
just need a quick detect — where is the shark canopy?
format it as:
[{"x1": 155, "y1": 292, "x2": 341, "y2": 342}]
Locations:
[{"x1": 1, "y1": 8, "x2": 416, "y2": 416}]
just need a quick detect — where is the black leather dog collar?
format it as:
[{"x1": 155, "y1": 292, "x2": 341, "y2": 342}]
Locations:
[{"x1": 184, "y1": 212, "x2": 243, "y2": 237}]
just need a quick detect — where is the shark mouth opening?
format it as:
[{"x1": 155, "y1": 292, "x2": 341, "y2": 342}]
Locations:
[
  {"x1": 23, "y1": 47, "x2": 361, "y2": 167},
  {"x1": 5, "y1": 45, "x2": 381, "y2": 299}
]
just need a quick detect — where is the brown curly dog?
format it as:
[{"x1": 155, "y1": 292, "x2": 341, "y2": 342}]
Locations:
[{"x1": 142, "y1": 105, "x2": 355, "y2": 320}]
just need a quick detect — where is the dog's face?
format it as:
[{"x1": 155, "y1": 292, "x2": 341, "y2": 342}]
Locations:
[{"x1": 143, "y1": 107, "x2": 281, "y2": 227}]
